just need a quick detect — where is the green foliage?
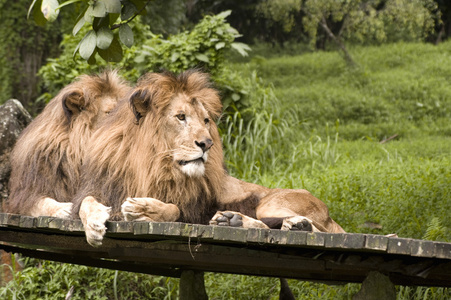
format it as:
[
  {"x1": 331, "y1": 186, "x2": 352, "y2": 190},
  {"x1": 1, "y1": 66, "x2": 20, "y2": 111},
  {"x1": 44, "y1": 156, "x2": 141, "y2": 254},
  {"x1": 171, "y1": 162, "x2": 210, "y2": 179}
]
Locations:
[
  {"x1": 423, "y1": 217, "x2": 450, "y2": 242},
  {"x1": 39, "y1": 10, "x2": 252, "y2": 113},
  {"x1": 0, "y1": 258, "x2": 179, "y2": 300},
  {"x1": 257, "y1": 0, "x2": 302, "y2": 33},
  {"x1": 29, "y1": 0, "x2": 150, "y2": 63},
  {"x1": 133, "y1": 10, "x2": 249, "y2": 75},
  {"x1": 0, "y1": 0, "x2": 62, "y2": 107},
  {"x1": 258, "y1": 0, "x2": 439, "y2": 47}
]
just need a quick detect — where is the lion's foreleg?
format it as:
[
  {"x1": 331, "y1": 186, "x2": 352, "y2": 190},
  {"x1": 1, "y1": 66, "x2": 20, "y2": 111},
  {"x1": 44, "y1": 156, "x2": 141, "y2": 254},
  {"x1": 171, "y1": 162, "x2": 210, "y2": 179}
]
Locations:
[
  {"x1": 79, "y1": 196, "x2": 111, "y2": 247},
  {"x1": 121, "y1": 197, "x2": 180, "y2": 222},
  {"x1": 29, "y1": 197, "x2": 73, "y2": 219}
]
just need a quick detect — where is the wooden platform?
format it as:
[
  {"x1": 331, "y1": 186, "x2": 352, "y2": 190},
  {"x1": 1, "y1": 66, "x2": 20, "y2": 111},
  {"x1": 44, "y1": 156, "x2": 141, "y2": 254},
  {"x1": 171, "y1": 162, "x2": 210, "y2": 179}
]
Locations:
[{"x1": 0, "y1": 213, "x2": 450, "y2": 287}]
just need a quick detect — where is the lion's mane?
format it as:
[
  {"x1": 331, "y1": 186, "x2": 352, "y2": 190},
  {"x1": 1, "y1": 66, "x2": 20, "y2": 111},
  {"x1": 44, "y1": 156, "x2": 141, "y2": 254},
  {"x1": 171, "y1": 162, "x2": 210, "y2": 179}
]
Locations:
[
  {"x1": 5, "y1": 71, "x2": 130, "y2": 215},
  {"x1": 73, "y1": 70, "x2": 227, "y2": 223}
]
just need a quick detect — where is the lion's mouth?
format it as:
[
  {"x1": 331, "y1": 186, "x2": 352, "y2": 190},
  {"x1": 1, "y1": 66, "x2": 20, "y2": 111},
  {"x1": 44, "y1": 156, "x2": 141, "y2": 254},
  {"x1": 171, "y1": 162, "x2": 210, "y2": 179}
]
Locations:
[{"x1": 179, "y1": 157, "x2": 204, "y2": 166}]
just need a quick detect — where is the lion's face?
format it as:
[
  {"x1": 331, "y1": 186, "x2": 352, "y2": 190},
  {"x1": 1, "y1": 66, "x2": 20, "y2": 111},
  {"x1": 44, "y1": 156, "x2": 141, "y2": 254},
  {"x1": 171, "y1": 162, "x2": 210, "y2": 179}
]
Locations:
[
  {"x1": 130, "y1": 71, "x2": 223, "y2": 179},
  {"x1": 165, "y1": 93, "x2": 214, "y2": 177}
]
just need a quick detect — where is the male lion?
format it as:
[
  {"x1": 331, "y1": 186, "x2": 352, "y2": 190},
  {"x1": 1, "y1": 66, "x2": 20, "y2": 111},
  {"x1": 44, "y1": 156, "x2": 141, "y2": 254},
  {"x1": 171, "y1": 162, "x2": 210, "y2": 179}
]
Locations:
[
  {"x1": 4, "y1": 71, "x2": 130, "y2": 218},
  {"x1": 72, "y1": 70, "x2": 344, "y2": 247}
]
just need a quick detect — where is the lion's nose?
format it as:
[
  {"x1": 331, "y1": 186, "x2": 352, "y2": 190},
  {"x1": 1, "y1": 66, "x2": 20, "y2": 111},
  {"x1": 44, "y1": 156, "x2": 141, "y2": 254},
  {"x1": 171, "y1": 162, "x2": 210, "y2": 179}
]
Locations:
[{"x1": 195, "y1": 138, "x2": 213, "y2": 152}]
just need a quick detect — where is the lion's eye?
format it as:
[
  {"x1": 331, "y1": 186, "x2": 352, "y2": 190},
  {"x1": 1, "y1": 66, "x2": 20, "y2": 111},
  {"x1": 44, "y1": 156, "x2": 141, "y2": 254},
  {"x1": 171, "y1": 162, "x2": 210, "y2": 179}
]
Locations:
[
  {"x1": 176, "y1": 114, "x2": 186, "y2": 121},
  {"x1": 204, "y1": 118, "x2": 209, "y2": 124}
]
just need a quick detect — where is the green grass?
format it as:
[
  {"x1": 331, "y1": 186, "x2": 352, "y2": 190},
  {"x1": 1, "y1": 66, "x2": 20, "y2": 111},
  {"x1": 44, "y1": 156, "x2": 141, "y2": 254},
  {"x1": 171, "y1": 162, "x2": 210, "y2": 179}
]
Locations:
[
  {"x1": 1, "y1": 41, "x2": 450, "y2": 299},
  {"x1": 241, "y1": 42, "x2": 451, "y2": 141}
]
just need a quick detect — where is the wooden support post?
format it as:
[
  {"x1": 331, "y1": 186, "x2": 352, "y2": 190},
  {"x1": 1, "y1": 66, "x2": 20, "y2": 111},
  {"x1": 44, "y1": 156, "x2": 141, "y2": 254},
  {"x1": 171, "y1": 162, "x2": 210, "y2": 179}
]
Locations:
[
  {"x1": 179, "y1": 270, "x2": 208, "y2": 300},
  {"x1": 353, "y1": 271, "x2": 396, "y2": 300}
]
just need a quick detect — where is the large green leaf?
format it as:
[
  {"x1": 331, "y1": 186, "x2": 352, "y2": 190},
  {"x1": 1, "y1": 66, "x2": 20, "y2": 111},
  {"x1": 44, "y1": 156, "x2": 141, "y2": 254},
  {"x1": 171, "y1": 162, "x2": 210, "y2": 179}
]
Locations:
[
  {"x1": 96, "y1": 26, "x2": 114, "y2": 49},
  {"x1": 73, "y1": 10, "x2": 87, "y2": 36},
  {"x1": 79, "y1": 30, "x2": 97, "y2": 60},
  {"x1": 231, "y1": 42, "x2": 251, "y2": 57},
  {"x1": 98, "y1": 36, "x2": 123, "y2": 62},
  {"x1": 28, "y1": 0, "x2": 39, "y2": 19},
  {"x1": 216, "y1": 10, "x2": 231, "y2": 19},
  {"x1": 102, "y1": 0, "x2": 121, "y2": 14},
  {"x1": 31, "y1": 0, "x2": 47, "y2": 26},
  {"x1": 121, "y1": 0, "x2": 137, "y2": 20},
  {"x1": 195, "y1": 54, "x2": 210, "y2": 63},
  {"x1": 119, "y1": 24, "x2": 134, "y2": 48},
  {"x1": 91, "y1": 1, "x2": 107, "y2": 18},
  {"x1": 215, "y1": 42, "x2": 226, "y2": 50},
  {"x1": 41, "y1": 0, "x2": 59, "y2": 22}
]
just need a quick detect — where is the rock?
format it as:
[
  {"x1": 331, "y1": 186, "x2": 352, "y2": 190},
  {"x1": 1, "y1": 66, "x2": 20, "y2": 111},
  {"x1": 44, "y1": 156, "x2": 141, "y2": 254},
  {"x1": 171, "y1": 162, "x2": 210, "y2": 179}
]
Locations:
[
  {"x1": 0, "y1": 99, "x2": 32, "y2": 210},
  {"x1": 353, "y1": 271, "x2": 396, "y2": 300}
]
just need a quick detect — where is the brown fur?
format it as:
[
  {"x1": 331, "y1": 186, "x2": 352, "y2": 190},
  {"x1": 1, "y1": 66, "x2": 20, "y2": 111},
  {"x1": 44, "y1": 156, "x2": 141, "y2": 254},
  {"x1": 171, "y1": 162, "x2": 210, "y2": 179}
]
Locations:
[
  {"x1": 73, "y1": 70, "x2": 226, "y2": 223},
  {"x1": 74, "y1": 70, "x2": 344, "y2": 247},
  {"x1": 4, "y1": 71, "x2": 130, "y2": 216}
]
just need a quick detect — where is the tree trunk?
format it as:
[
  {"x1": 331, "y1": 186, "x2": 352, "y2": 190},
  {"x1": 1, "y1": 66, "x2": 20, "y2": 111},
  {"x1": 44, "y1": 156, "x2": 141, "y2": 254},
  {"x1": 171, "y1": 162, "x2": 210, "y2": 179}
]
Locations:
[{"x1": 319, "y1": 16, "x2": 356, "y2": 66}]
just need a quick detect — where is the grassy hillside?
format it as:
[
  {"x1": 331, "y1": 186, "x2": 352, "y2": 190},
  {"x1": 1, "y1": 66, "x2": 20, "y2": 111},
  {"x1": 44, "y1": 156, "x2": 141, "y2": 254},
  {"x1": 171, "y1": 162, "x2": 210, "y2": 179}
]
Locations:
[
  {"x1": 242, "y1": 42, "x2": 451, "y2": 140},
  {"x1": 1, "y1": 42, "x2": 450, "y2": 299},
  {"x1": 225, "y1": 41, "x2": 451, "y2": 240}
]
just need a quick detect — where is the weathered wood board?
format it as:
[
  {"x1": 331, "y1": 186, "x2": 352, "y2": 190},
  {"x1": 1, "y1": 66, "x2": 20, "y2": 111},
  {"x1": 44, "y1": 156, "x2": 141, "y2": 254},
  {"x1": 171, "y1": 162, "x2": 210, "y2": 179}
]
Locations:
[{"x1": 0, "y1": 213, "x2": 450, "y2": 287}]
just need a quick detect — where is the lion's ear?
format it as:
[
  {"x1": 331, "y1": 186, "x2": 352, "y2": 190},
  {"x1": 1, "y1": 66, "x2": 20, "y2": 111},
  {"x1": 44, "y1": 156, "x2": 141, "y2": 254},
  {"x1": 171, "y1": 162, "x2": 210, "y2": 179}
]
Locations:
[
  {"x1": 130, "y1": 88, "x2": 151, "y2": 124},
  {"x1": 62, "y1": 91, "x2": 85, "y2": 123}
]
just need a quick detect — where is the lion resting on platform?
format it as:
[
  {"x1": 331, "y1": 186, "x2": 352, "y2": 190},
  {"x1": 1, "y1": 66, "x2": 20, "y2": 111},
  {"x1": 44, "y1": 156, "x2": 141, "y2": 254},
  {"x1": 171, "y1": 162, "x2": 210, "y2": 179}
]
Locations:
[
  {"x1": 4, "y1": 71, "x2": 130, "y2": 218},
  {"x1": 73, "y1": 70, "x2": 344, "y2": 247}
]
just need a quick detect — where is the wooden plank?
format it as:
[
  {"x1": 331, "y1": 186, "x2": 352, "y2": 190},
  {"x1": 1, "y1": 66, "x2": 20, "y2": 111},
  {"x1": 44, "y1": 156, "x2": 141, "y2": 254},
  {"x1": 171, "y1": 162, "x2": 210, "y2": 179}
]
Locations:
[
  {"x1": 165, "y1": 222, "x2": 183, "y2": 237},
  {"x1": 180, "y1": 223, "x2": 197, "y2": 238},
  {"x1": 196, "y1": 225, "x2": 214, "y2": 239},
  {"x1": 286, "y1": 230, "x2": 307, "y2": 246},
  {"x1": 435, "y1": 242, "x2": 451, "y2": 259},
  {"x1": 324, "y1": 233, "x2": 346, "y2": 248},
  {"x1": 66, "y1": 219, "x2": 84, "y2": 232},
  {"x1": 1, "y1": 225, "x2": 451, "y2": 287},
  {"x1": 387, "y1": 238, "x2": 412, "y2": 255},
  {"x1": 213, "y1": 226, "x2": 247, "y2": 243},
  {"x1": 36, "y1": 216, "x2": 53, "y2": 228},
  {"x1": 410, "y1": 240, "x2": 436, "y2": 258},
  {"x1": 0, "y1": 213, "x2": 6, "y2": 225},
  {"x1": 133, "y1": 221, "x2": 150, "y2": 235},
  {"x1": 245, "y1": 228, "x2": 266, "y2": 243},
  {"x1": 267, "y1": 229, "x2": 288, "y2": 245},
  {"x1": 306, "y1": 232, "x2": 326, "y2": 247},
  {"x1": 19, "y1": 216, "x2": 36, "y2": 228},
  {"x1": 106, "y1": 221, "x2": 134, "y2": 233},
  {"x1": 3, "y1": 213, "x2": 21, "y2": 226},
  {"x1": 365, "y1": 234, "x2": 388, "y2": 252},
  {"x1": 342, "y1": 233, "x2": 366, "y2": 249}
]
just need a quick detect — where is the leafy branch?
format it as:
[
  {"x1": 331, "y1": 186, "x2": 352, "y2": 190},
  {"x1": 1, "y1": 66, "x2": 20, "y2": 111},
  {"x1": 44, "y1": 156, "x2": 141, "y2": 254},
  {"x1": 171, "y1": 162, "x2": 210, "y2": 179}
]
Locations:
[{"x1": 28, "y1": 0, "x2": 154, "y2": 63}]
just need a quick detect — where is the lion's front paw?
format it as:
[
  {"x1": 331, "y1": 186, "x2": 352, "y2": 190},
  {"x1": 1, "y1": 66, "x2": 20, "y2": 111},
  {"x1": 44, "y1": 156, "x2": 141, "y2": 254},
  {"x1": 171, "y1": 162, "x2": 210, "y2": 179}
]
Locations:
[
  {"x1": 121, "y1": 197, "x2": 180, "y2": 222},
  {"x1": 85, "y1": 219, "x2": 107, "y2": 247},
  {"x1": 210, "y1": 211, "x2": 269, "y2": 229},
  {"x1": 53, "y1": 202, "x2": 73, "y2": 219},
  {"x1": 85, "y1": 206, "x2": 111, "y2": 247},
  {"x1": 121, "y1": 197, "x2": 153, "y2": 222},
  {"x1": 281, "y1": 216, "x2": 314, "y2": 231}
]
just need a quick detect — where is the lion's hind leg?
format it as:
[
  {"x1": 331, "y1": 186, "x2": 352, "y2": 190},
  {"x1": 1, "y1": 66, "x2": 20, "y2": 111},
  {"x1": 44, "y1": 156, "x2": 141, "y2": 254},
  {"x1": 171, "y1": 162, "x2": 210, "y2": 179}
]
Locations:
[
  {"x1": 209, "y1": 211, "x2": 269, "y2": 229},
  {"x1": 29, "y1": 197, "x2": 73, "y2": 219}
]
